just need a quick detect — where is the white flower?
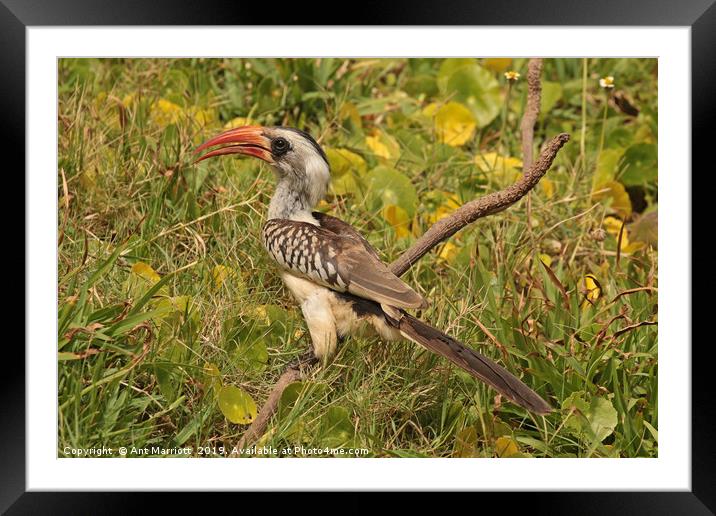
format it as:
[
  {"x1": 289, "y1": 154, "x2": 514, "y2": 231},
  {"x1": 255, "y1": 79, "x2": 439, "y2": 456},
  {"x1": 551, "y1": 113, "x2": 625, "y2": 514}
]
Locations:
[{"x1": 599, "y1": 76, "x2": 615, "y2": 89}]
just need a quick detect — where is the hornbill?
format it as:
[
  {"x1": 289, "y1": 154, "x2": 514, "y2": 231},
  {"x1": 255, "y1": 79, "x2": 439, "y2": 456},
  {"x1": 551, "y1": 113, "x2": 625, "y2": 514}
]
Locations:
[{"x1": 194, "y1": 126, "x2": 552, "y2": 415}]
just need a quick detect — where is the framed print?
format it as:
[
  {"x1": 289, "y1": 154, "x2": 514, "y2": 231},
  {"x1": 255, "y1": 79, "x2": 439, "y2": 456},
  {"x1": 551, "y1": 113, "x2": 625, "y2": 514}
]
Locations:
[{"x1": 7, "y1": 0, "x2": 711, "y2": 512}]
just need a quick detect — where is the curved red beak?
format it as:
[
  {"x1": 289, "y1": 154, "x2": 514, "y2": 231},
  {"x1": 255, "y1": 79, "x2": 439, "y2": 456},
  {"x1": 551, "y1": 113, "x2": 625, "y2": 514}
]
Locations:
[{"x1": 193, "y1": 125, "x2": 273, "y2": 164}]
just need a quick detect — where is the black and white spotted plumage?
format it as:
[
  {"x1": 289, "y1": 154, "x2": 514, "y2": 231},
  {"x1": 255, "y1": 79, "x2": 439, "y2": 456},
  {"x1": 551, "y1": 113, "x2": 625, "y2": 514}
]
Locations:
[{"x1": 262, "y1": 215, "x2": 427, "y2": 310}]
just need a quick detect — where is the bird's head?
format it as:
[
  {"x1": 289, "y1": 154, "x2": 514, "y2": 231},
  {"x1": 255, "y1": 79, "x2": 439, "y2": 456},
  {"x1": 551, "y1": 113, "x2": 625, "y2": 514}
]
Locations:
[{"x1": 194, "y1": 125, "x2": 330, "y2": 211}]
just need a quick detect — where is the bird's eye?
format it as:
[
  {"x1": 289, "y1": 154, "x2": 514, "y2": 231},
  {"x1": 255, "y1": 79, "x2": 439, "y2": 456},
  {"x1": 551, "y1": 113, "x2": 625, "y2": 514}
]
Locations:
[{"x1": 271, "y1": 137, "x2": 290, "y2": 156}]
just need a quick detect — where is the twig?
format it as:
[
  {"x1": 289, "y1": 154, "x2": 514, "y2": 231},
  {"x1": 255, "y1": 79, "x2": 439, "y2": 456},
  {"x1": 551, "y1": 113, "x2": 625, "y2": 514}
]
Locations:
[
  {"x1": 520, "y1": 59, "x2": 543, "y2": 170},
  {"x1": 520, "y1": 58, "x2": 543, "y2": 246},
  {"x1": 390, "y1": 133, "x2": 570, "y2": 277},
  {"x1": 234, "y1": 367, "x2": 302, "y2": 452},
  {"x1": 614, "y1": 320, "x2": 657, "y2": 337},
  {"x1": 609, "y1": 286, "x2": 657, "y2": 304},
  {"x1": 234, "y1": 353, "x2": 317, "y2": 452}
]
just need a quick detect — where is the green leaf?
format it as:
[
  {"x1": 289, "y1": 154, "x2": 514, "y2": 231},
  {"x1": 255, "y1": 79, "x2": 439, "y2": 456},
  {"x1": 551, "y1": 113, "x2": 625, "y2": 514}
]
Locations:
[
  {"x1": 404, "y1": 74, "x2": 438, "y2": 97},
  {"x1": 423, "y1": 101, "x2": 477, "y2": 147},
  {"x1": 591, "y1": 180, "x2": 632, "y2": 219},
  {"x1": 154, "y1": 363, "x2": 179, "y2": 403},
  {"x1": 619, "y1": 143, "x2": 657, "y2": 185},
  {"x1": 593, "y1": 147, "x2": 625, "y2": 187},
  {"x1": 86, "y1": 244, "x2": 128, "y2": 288},
  {"x1": 235, "y1": 339, "x2": 269, "y2": 372},
  {"x1": 587, "y1": 397, "x2": 618, "y2": 442},
  {"x1": 643, "y1": 420, "x2": 658, "y2": 441},
  {"x1": 318, "y1": 406, "x2": 355, "y2": 447},
  {"x1": 437, "y1": 58, "x2": 476, "y2": 90},
  {"x1": 58, "y1": 351, "x2": 91, "y2": 361},
  {"x1": 278, "y1": 381, "x2": 305, "y2": 418},
  {"x1": 126, "y1": 261, "x2": 169, "y2": 302},
  {"x1": 326, "y1": 147, "x2": 367, "y2": 196},
  {"x1": 263, "y1": 304, "x2": 293, "y2": 344},
  {"x1": 256, "y1": 76, "x2": 275, "y2": 112},
  {"x1": 453, "y1": 426, "x2": 478, "y2": 457},
  {"x1": 444, "y1": 64, "x2": 502, "y2": 127},
  {"x1": 212, "y1": 264, "x2": 237, "y2": 289},
  {"x1": 606, "y1": 127, "x2": 634, "y2": 149},
  {"x1": 364, "y1": 166, "x2": 418, "y2": 218},
  {"x1": 562, "y1": 390, "x2": 589, "y2": 434},
  {"x1": 107, "y1": 305, "x2": 173, "y2": 337},
  {"x1": 127, "y1": 272, "x2": 175, "y2": 317},
  {"x1": 629, "y1": 210, "x2": 658, "y2": 248},
  {"x1": 495, "y1": 436, "x2": 521, "y2": 458},
  {"x1": 60, "y1": 243, "x2": 127, "y2": 334},
  {"x1": 387, "y1": 449, "x2": 430, "y2": 458},
  {"x1": 218, "y1": 385, "x2": 257, "y2": 424}
]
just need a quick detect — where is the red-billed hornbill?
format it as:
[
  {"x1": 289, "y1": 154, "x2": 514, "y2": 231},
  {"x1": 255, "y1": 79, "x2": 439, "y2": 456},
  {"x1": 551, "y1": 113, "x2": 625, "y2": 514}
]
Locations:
[{"x1": 194, "y1": 126, "x2": 552, "y2": 415}]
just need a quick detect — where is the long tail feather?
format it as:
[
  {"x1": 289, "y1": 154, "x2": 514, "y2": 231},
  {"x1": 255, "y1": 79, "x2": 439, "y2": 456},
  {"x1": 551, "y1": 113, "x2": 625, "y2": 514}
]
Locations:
[{"x1": 396, "y1": 312, "x2": 552, "y2": 415}]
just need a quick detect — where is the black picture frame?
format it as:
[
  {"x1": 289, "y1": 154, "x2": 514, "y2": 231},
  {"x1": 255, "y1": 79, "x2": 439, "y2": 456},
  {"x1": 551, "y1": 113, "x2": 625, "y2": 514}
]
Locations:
[{"x1": 6, "y1": 0, "x2": 710, "y2": 513}]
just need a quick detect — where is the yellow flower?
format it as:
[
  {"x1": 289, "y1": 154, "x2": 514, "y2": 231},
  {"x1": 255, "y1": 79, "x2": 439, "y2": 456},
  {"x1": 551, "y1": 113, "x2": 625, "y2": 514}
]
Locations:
[
  {"x1": 599, "y1": 76, "x2": 615, "y2": 89},
  {"x1": 504, "y1": 71, "x2": 521, "y2": 82}
]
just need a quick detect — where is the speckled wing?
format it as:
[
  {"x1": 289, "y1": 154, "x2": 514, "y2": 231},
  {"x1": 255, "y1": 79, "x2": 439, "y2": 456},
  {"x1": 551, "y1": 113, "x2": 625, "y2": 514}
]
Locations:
[
  {"x1": 262, "y1": 218, "x2": 427, "y2": 310},
  {"x1": 311, "y1": 212, "x2": 382, "y2": 261}
]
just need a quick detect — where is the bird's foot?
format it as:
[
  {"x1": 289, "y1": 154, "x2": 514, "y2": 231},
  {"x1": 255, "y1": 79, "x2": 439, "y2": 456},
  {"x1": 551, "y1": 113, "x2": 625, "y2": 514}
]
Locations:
[{"x1": 288, "y1": 349, "x2": 319, "y2": 372}]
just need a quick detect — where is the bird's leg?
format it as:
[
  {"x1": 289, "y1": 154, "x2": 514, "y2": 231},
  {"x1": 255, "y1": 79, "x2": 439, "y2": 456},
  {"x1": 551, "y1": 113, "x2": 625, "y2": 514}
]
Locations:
[{"x1": 300, "y1": 294, "x2": 338, "y2": 366}]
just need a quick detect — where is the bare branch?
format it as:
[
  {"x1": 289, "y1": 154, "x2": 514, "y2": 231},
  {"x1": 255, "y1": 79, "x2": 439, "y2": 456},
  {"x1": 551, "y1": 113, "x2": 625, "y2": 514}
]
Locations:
[
  {"x1": 234, "y1": 362, "x2": 306, "y2": 452},
  {"x1": 520, "y1": 59, "x2": 543, "y2": 169},
  {"x1": 390, "y1": 133, "x2": 570, "y2": 277}
]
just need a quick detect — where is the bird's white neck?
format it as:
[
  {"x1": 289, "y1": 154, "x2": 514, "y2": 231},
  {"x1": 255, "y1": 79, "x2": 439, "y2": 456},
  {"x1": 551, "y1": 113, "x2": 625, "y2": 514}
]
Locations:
[
  {"x1": 268, "y1": 180, "x2": 316, "y2": 222},
  {"x1": 267, "y1": 156, "x2": 330, "y2": 224}
]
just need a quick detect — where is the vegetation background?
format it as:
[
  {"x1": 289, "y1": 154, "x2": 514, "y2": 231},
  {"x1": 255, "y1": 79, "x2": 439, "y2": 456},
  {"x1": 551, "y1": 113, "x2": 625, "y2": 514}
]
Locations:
[{"x1": 58, "y1": 57, "x2": 658, "y2": 458}]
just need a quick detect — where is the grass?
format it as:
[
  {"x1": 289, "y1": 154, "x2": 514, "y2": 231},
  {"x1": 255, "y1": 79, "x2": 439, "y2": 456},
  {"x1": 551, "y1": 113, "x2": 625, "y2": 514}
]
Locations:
[{"x1": 57, "y1": 57, "x2": 658, "y2": 458}]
